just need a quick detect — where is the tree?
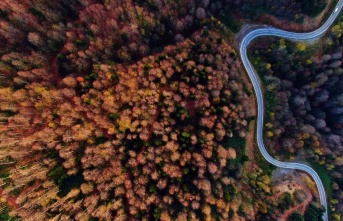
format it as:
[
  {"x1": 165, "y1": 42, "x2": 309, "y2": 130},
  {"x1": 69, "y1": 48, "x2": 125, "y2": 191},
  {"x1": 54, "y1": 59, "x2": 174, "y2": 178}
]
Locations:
[
  {"x1": 288, "y1": 212, "x2": 304, "y2": 221},
  {"x1": 304, "y1": 204, "x2": 325, "y2": 221}
]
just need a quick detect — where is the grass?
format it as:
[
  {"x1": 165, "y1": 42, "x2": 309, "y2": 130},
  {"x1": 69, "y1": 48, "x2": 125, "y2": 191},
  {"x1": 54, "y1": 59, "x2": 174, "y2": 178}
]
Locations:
[
  {"x1": 246, "y1": 52, "x2": 277, "y2": 175},
  {"x1": 225, "y1": 136, "x2": 249, "y2": 164},
  {"x1": 248, "y1": 52, "x2": 277, "y2": 116},
  {"x1": 253, "y1": 141, "x2": 276, "y2": 176},
  {"x1": 308, "y1": 160, "x2": 332, "y2": 198},
  {"x1": 225, "y1": 136, "x2": 246, "y2": 149},
  {"x1": 308, "y1": 160, "x2": 332, "y2": 219}
]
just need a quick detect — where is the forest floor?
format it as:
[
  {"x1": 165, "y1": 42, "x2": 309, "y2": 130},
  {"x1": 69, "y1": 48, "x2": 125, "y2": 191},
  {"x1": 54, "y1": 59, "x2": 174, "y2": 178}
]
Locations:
[
  {"x1": 271, "y1": 170, "x2": 317, "y2": 220},
  {"x1": 237, "y1": 52, "x2": 258, "y2": 173},
  {"x1": 244, "y1": 119, "x2": 258, "y2": 173},
  {"x1": 275, "y1": 180, "x2": 312, "y2": 221}
]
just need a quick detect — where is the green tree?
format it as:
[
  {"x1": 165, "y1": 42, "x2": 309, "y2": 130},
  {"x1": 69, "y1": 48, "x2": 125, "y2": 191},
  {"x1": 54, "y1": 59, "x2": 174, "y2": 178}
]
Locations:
[{"x1": 288, "y1": 212, "x2": 304, "y2": 221}]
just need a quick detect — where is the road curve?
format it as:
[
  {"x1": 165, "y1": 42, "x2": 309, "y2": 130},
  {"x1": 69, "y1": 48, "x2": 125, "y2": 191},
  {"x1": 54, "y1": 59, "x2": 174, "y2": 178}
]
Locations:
[{"x1": 239, "y1": 1, "x2": 343, "y2": 221}]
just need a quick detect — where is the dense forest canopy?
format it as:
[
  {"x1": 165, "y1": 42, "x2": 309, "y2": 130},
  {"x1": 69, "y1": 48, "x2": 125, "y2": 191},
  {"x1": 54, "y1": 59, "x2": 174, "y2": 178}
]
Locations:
[
  {"x1": 0, "y1": 0, "x2": 334, "y2": 220},
  {"x1": 250, "y1": 13, "x2": 343, "y2": 220}
]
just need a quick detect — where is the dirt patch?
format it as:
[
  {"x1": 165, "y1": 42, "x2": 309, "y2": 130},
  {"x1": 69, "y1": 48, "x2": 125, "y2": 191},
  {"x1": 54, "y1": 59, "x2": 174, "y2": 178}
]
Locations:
[
  {"x1": 237, "y1": 55, "x2": 258, "y2": 173},
  {"x1": 244, "y1": 119, "x2": 258, "y2": 173},
  {"x1": 275, "y1": 181, "x2": 313, "y2": 221},
  {"x1": 271, "y1": 171, "x2": 318, "y2": 220}
]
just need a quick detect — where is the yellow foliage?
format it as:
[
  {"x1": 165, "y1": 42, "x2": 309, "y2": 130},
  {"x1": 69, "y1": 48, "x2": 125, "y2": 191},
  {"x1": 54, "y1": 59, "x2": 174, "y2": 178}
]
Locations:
[
  {"x1": 33, "y1": 86, "x2": 47, "y2": 94},
  {"x1": 265, "y1": 122, "x2": 273, "y2": 128},
  {"x1": 100, "y1": 150, "x2": 108, "y2": 157},
  {"x1": 34, "y1": 102, "x2": 44, "y2": 111},
  {"x1": 66, "y1": 188, "x2": 80, "y2": 199},
  {"x1": 48, "y1": 122, "x2": 56, "y2": 128},
  {"x1": 313, "y1": 140, "x2": 320, "y2": 147},
  {"x1": 332, "y1": 213, "x2": 341, "y2": 221},
  {"x1": 0, "y1": 196, "x2": 6, "y2": 203},
  {"x1": 260, "y1": 175, "x2": 270, "y2": 184},
  {"x1": 41, "y1": 90, "x2": 53, "y2": 103},
  {"x1": 266, "y1": 131, "x2": 273, "y2": 137},
  {"x1": 314, "y1": 148, "x2": 323, "y2": 156},
  {"x1": 117, "y1": 71, "x2": 125, "y2": 77},
  {"x1": 297, "y1": 141, "x2": 304, "y2": 148},
  {"x1": 296, "y1": 42, "x2": 306, "y2": 52},
  {"x1": 303, "y1": 132, "x2": 310, "y2": 139},
  {"x1": 40, "y1": 197, "x2": 50, "y2": 208},
  {"x1": 103, "y1": 90, "x2": 112, "y2": 96},
  {"x1": 108, "y1": 127, "x2": 116, "y2": 135},
  {"x1": 144, "y1": 89, "x2": 153, "y2": 96},
  {"x1": 324, "y1": 37, "x2": 334, "y2": 46},
  {"x1": 202, "y1": 204, "x2": 211, "y2": 215},
  {"x1": 212, "y1": 97, "x2": 220, "y2": 104},
  {"x1": 216, "y1": 199, "x2": 226, "y2": 210},
  {"x1": 84, "y1": 122, "x2": 94, "y2": 131},
  {"x1": 127, "y1": 79, "x2": 137, "y2": 90},
  {"x1": 331, "y1": 199, "x2": 339, "y2": 204},
  {"x1": 327, "y1": 164, "x2": 335, "y2": 170},
  {"x1": 266, "y1": 84, "x2": 274, "y2": 91},
  {"x1": 0, "y1": 88, "x2": 13, "y2": 101},
  {"x1": 118, "y1": 116, "x2": 133, "y2": 133},
  {"x1": 171, "y1": 82, "x2": 179, "y2": 91},
  {"x1": 105, "y1": 72, "x2": 112, "y2": 80},
  {"x1": 141, "y1": 120, "x2": 148, "y2": 127},
  {"x1": 87, "y1": 138, "x2": 95, "y2": 144},
  {"x1": 279, "y1": 39, "x2": 286, "y2": 50},
  {"x1": 302, "y1": 176, "x2": 316, "y2": 193},
  {"x1": 310, "y1": 82, "x2": 317, "y2": 89},
  {"x1": 266, "y1": 63, "x2": 271, "y2": 69},
  {"x1": 331, "y1": 25, "x2": 343, "y2": 37},
  {"x1": 75, "y1": 124, "x2": 81, "y2": 129},
  {"x1": 259, "y1": 202, "x2": 268, "y2": 214},
  {"x1": 334, "y1": 156, "x2": 343, "y2": 166},
  {"x1": 257, "y1": 181, "x2": 270, "y2": 193}
]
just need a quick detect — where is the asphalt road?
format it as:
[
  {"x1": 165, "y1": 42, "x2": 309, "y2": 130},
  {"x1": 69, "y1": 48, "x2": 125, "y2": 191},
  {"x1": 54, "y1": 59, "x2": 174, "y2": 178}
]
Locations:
[{"x1": 239, "y1": 1, "x2": 343, "y2": 220}]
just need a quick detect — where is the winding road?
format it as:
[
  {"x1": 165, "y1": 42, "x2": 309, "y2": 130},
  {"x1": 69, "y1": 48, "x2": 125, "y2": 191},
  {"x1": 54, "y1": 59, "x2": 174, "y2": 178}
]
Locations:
[{"x1": 239, "y1": 1, "x2": 343, "y2": 220}]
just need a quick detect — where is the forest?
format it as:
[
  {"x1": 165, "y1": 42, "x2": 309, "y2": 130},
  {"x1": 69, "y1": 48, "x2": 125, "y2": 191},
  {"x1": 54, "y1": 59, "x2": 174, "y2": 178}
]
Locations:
[
  {"x1": 0, "y1": 26, "x2": 269, "y2": 220},
  {"x1": 0, "y1": 0, "x2": 333, "y2": 220},
  {"x1": 250, "y1": 11, "x2": 343, "y2": 221}
]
